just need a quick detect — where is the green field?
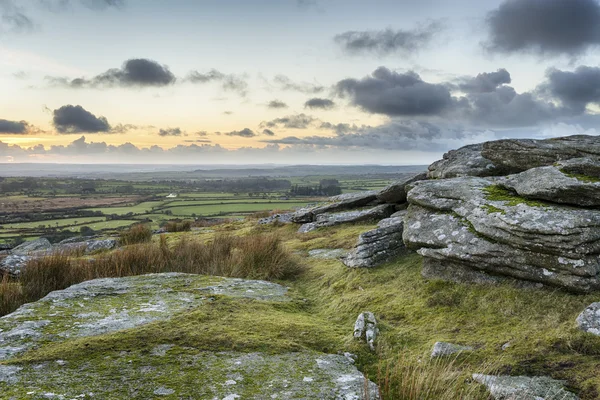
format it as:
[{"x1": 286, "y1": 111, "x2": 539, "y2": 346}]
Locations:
[
  {"x1": 87, "y1": 201, "x2": 167, "y2": 215},
  {"x1": 2, "y1": 217, "x2": 106, "y2": 230},
  {"x1": 165, "y1": 201, "x2": 310, "y2": 217},
  {"x1": 62, "y1": 219, "x2": 139, "y2": 232}
]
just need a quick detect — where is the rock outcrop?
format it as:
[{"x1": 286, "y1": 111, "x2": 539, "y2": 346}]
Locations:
[
  {"x1": 427, "y1": 144, "x2": 511, "y2": 179},
  {"x1": 481, "y1": 134, "x2": 600, "y2": 172},
  {"x1": 473, "y1": 374, "x2": 579, "y2": 400},
  {"x1": 376, "y1": 173, "x2": 427, "y2": 203},
  {"x1": 291, "y1": 191, "x2": 379, "y2": 223},
  {"x1": 298, "y1": 204, "x2": 395, "y2": 233},
  {"x1": 403, "y1": 177, "x2": 600, "y2": 292},
  {"x1": 576, "y1": 302, "x2": 600, "y2": 336},
  {"x1": 0, "y1": 273, "x2": 380, "y2": 399},
  {"x1": 343, "y1": 214, "x2": 405, "y2": 268},
  {"x1": 10, "y1": 238, "x2": 52, "y2": 255},
  {"x1": 499, "y1": 158, "x2": 600, "y2": 207},
  {"x1": 353, "y1": 312, "x2": 378, "y2": 351}
]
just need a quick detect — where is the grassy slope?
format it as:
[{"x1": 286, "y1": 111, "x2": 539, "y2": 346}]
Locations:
[{"x1": 4, "y1": 220, "x2": 600, "y2": 399}]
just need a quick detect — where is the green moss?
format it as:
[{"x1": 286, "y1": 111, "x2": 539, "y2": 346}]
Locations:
[
  {"x1": 560, "y1": 170, "x2": 600, "y2": 183},
  {"x1": 482, "y1": 204, "x2": 505, "y2": 215},
  {"x1": 483, "y1": 185, "x2": 550, "y2": 208}
]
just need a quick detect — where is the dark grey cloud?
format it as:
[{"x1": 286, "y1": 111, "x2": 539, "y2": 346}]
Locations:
[
  {"x1": 334, "y1": 21, "x2": 444, "y2": 56},
  {"x1": 52, "y1": 105, "x2": 111, "y2": 134},
  {"x1": 226, "y1": 128, "x2": 256, "y2": 138},
  {"x1": 186, "y1": 69, "x2": 248, "y2": 96},
  {"x1": 49, "y1": 58, "x2": 176, "y2": 88},
  {"x1": 319, "y1": 122, "x2": 361, "y2": 135},
  {"x1": 485, "y1": 0, "x2": 600, "y2": 56},
  {"x1": 158, "y1": 127, "x2": 183, "y2": 137},
  {"x1": 335, "y1": 66, "x2": 453, "y2": 116},
  {"x1": 267, "y1": 100, "x2": 288, "y2": 109},
  {"x1": 457, "y1": 68, "x2": 511, "y2": 93},
  {"x1": 0, "y1": 119, "x2": 28, "y2": 134},
  {"x1": 304, "y1": 98, "x2": 335, "y2": 110},
  {"x1": 261, "y1": 113, "x2": 317, "y2": 129},
  {"x1": 540, "y1": 66, "x2": 600, "y2": 113},
  {"x1": 262, "y1": 129, "x2": 276, "y2": 136},
  {"x1": 273, "y1": 75, "x2": 324, "y2": 94}
]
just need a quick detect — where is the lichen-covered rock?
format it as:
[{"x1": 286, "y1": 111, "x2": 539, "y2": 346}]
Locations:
[
  {"x1": 298, "y1": 204, "x2": 395, "y2": 233},
  {"x1": 308, "y1": 249, "x2": 349, "y2": 260},
  {"x1": 427, "y1": 144, "x2": 511, "y2": 179},
  {"x1": 430, "y1": 342, "x2": 473, "y2": 358},
  {"x1": 500, "y1": 158, "x2": 600, "y2": 207},
  {"x1": 257, "y1": 213, "x2": 293, "y2": 225},
  {"x1": 376, "y1": 173, "x2": 427, "y2": 204},
  {"x1": 10, "y1": 238, "x2": 52, "y2": 255},
  {"x1": 0, "y1": 254, "x2": 31, "y2": 277},
  {"x1": 343, "y1": 215, "x2": 405, "y2": 268},
  {"x1": 353, "y1": 312, "x2": 378, "y2": 351},
  {"x1": 403, "y1": 177, "x2": 600, "y2": 292},
  {"x1": 0, "y1": 273, "x2": 290, "y2": 361},
  {"x1": 291, "y1": 191, "x2": 379, "y2": 223},
  {"x1": 0, "y1": 350, "x2": 380, "y2": 399},
  {"x1": 576, "y1": 302, "x2": 600, "y2": 336},
  {"x1": 482, "y1": 134, "x2": 600, "y2": 172},
  {"x1": 473, "y1": 374, "x2": 579, "y2": 400},
  {"x1": 0, "y1": 273, "x2": 381, "y2": 399},
  {"x1": 57, "y1": 238, "x2": 118, "y2": 254}
]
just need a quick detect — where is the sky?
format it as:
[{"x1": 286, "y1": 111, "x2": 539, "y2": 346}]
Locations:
[{"x1": 3, "y1": 0, "x2": 600, "y2": 164}]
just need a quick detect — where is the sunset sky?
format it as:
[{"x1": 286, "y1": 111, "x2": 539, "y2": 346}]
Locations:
[{"x1": 3, "y1": 0, "x2": 600, "y2": 164}]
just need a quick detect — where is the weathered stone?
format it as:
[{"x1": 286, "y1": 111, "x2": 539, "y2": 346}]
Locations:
[
  {"x1": 403, "y1": 177, "x2": 600, "y2": 292},
  {"x1": 0, "y1": 273, "x2": 290, "y2": 361},
  {"x1": 473, "y1": 374, "x2": 579, "y2": 400},
  {"x1": 430, "y1": 342, "x2": 473, "y2": 358},
  {"x1": 500, "y1": 158, "x2": 600, "y2": 207},
  {"x1": 0, "y1": 273, "x2": 380, "y2": 399},
  {"x1": 482, "y1": 134, "x2": 600, "y2": 172},
  {"x1": 291, "y1": 191, "x2": 379, "y2": 223},
  {"x1": 11, "y1": 238, "x2": 52, "y2": 255},
  {"x1": 343, "y1": 216, "x2": 406, "y2": 268},
  {"x1": 298, "y1": 204, "x2": 395, "y2": 233},
  {"x1": 0, "y1": 254, "x2": 31, "y2": 277},
  {"x1": 427, "y1": 144, "x2": 511, "y2": 179},
  {"x1": 353, "y1": 312, "x2": 378, "y2": 351},
  {"x1": 308, "y1": 249, "x2": 349, "y2": 260},
  {"x1": 257, "y1": 213, "x2": 293, "y2": 225},
  {"x1": 376, "y1": 173, "x2": 427, "y2": 203},
  {"x1": 576, "y1": 302, "x2": 600, "y2": 336},
  {"x1": 57, "y1": 238, "x2": 118, "y2": 254}
]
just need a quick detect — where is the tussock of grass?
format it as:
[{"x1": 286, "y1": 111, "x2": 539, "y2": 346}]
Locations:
[
  {"x1": 164, "y1": 220, "x2": 191, "y2": 232},
  {"x1": 118, "y1": 223, "x2": 152, "y2": 245},
  {"x1": 0, "y1": 273, "x2": 22, "y2": 316},
  {"x1": 2, "y1": 233, "x2": 302, "y2": 316}
]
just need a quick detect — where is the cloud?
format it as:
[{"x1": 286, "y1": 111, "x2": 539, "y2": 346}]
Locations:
[
  {"x1": 52, "y1": 105, "x2": 111, "y2": 134},
  {"x1": 273, "y1": 75, "x2": 324, "y2": 94},
  {"x1": 261, "y1": 113, "x2": 318, "y2": 129},
  {"x1": 539, "y1": 66, "x2": 600, "y2": 113},
  {"x1": 262, "y1": 129, "x2": 276, "y2": 136},
  {"x1": 456, "y1": 68, "x2": 511, "y2": 93},
  {"x1": 0, "y1": 119, "x2": 28, "y2": 134},
  {"x1": 334, "y1": 21, "x2": 444, "y2": 56},
  {"x1": 335, "y1": 67, "x2": 454, "y2": 116},
  {"x1": 48, "y1": 58, "x2": 176, "y2": 88},
  {"x1": 226, "y1": 128, "x2": 256, "y2": 138},
  {"x1": 158, "y1": 127, "x2": 183, "y2": 137},
  {"x1": 304, "y1": 98, "x2": 335, "y2": 109},
  {"x1": 184, "y1": 139, "x2": 212, "y2": 143},
  {"x1": 267, "y1": 100, "x2": 288, "y2": 109},
  {"x1": 194, "y1": 131, "x2": 208, "y2": 136},
  {"x1": 186, "y1": 69, "x2": 248, "y2": 96},
  {"x1": 485, "y1": 0, "x2": 600, "y2": 56}
]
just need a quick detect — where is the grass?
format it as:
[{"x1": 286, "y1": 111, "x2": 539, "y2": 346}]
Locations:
[
  {"x1": 87, "y1": 201, "x2": 166, "y2": 215},
  {"x1": 561, "y1": 170, "x2": 600, "y2": 183},
  {"x1": 164, "y1": 201, "x2": 309, "y2": 217},
  {"x1": 0, "y1": 273, "x2": 23, "y2": 316},
  {"x1": 118, "y1": 223, "x2": 153, "y2": 245},
  {"x1": 2, "y1": 220, "x2": 600, "y2": 398},
  {"x1": 164, "y1": 220, "x2": 192, "y2": 232}
]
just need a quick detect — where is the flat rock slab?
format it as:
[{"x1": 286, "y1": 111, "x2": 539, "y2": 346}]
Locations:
[
  {"x1": 500, "y1": 158, "x2": 600, "y2": 207},
  {"x1": 258, "y1": 213, "x2": 294, "y2": 225},
  {"x1": 430, "y1": 342, "x2": 473, "y2": 358},
  {"x1": 298, "y1": 204, "x2": 395, "y2": 233},
  {"x1": 404, "y1": 177, "x2": 600, "y2": 292},
  {"x1": 343, "y1": 216, "x2": 405, "y2": 268},
  {"x1": 427, "y1": 143, "x2": 512, "y2": 179},
  {"x1": 10, "y1": 239, "x2": 53, "y2": 256},
  {"x1": 0, "y1": 349, "x2": 379, "y2": 399},
  {"x1": 291, "y1": 191, "x2": 379, "y2": 223},
  {"x1": 473, "y1": 374, "x2": 579, "y2": 400},
  {"x1": 0, "y1": 273, "x2": 290, "y2": 361},
  {"x1": 576, "y1": 302, "x2": 600, "y2": 336},
  {"x1": 481, "y1": 134, "x2": 600, "y2": 172}
]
